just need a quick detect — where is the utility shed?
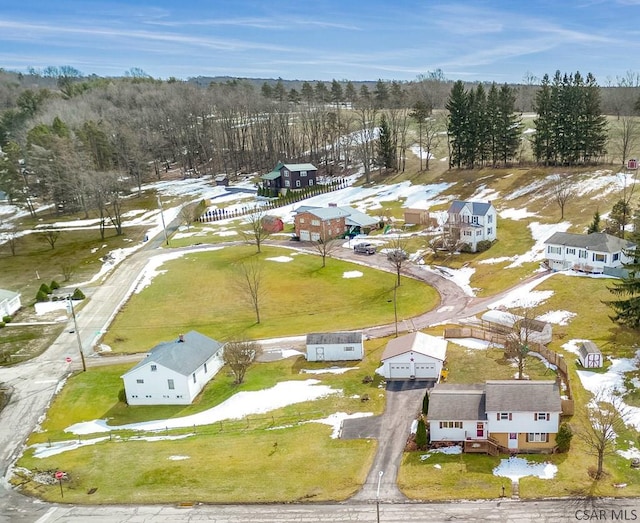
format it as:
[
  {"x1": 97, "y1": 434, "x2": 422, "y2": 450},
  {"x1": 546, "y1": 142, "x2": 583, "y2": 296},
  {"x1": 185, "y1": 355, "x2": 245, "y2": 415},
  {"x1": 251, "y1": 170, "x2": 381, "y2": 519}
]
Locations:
[
  {"x1": 578, "y1": 341, "x2": 603, "y2": 368},
  {"x1": 306, "y1": 331, "x2": 364, "y2": 361}
]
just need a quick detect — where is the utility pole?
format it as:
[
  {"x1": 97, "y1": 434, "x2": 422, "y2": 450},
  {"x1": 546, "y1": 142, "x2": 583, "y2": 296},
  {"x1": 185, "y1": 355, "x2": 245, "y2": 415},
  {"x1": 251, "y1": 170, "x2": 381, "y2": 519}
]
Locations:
[
  {"x1": 376, "y1": 470, "x2": 384, "y2": 523},
  {"x1": 67, "y1": 297, "x2": 86, "y2": 372},
  {"x1": 157, "y1": 195, "x2": 169, "y2": 245}
]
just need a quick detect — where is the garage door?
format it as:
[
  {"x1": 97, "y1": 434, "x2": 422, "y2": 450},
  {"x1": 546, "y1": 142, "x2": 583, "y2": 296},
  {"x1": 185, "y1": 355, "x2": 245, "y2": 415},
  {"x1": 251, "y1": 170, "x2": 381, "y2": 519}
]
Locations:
[
  {"x1": 414, "y1": 363, "x2": 436, "y2": 378},
  {"x1": 300, "y1": 230, "x2": 310, "y2": 241},
  {"x1": 311, "y1": 232, "x2": 320, "y2": 241},
  {"x1": 389, "y1": 364, "x2": 410, "y2": 379}
]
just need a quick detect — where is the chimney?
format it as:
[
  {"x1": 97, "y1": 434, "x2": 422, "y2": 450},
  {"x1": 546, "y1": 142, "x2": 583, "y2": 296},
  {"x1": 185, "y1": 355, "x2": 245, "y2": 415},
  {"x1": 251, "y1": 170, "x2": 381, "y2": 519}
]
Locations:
[
  {"x1": 328, "y1": 203, "x2": 337, "y2": 207},
  {"x1": 178, "y1": 333, "x2": 184, "y2": 343}
]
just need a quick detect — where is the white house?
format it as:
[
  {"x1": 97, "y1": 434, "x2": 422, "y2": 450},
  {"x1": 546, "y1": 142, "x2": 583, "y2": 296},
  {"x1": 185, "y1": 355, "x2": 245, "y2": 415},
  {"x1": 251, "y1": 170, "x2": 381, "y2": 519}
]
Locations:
[
  {"x1": 427, "y1": 380, "x2": 562, "y2": 453},
  {"x1": 446, "y1": 200, "x2": 497, "y2": 252},
  {"x1": 121, "y1": 331, "x2": 224, "y2": 406},
  {"x1": 380, "y1": 331, "x2": 447, "y2": 380},
  {"x1": 0, "y1": 289, "x2": 21, "y2": 317},
  {"x1": 306, "y1": 331, "x2": 364, "y2": 361},
  {"x1": 578, "y1": 341, "x2": 603, "y2": 368},
  {"x1": 481, "y1": 310, "x2": 553, "y2": 345},
  {"x1": 544, "y1": 231, "x2": 635, "y2": 273}
]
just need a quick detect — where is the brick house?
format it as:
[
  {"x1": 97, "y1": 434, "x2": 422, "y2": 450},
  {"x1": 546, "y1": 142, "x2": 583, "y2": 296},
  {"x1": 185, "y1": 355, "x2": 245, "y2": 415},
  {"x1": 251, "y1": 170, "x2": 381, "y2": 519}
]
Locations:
[{"x1": 293, "y1": 204, "x2": 378, "y2": 241}]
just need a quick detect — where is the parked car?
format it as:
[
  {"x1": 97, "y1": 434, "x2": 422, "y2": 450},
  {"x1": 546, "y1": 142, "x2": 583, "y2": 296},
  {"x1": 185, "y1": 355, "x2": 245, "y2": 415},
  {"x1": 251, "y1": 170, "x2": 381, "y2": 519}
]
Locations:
[{"x1": 354, "y1": 242, "x2": 376, "y2": 255}]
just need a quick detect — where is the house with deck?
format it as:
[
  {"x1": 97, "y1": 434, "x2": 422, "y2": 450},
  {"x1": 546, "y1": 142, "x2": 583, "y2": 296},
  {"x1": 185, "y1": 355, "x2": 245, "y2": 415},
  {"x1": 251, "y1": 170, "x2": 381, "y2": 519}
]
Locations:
[
  {"x1": 446, "y1": 200, "x2": 497, "y2": 252},
  {"x1": 122, "y1": 331, "x2": 224, "y2": 406},
  {"x1": 427, "y1": 380, "x2": 562, "y2": 454},
  {"x1": 543, "y1": 231, "x2": 635, "y2": 273},
  {"x1": 261, "y1": 162, "x2": 317, "y2": 195},
  {"x1": 293, "y1": 204, "x2": 378, "y2": 241}
]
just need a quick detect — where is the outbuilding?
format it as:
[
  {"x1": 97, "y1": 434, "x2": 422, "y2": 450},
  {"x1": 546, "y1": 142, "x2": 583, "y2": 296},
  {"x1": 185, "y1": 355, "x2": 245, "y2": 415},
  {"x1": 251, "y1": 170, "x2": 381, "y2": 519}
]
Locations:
[
  {"x1": 380, "y1": 331, "x2": 447, "y2": 381},
  {"x1": 0, "y1": 289, "x2": 21, "y2": 317},
  {"x1": 306, "y1": 331, "x2": 364, "y2": 361},
  {"x1": 578, "y1": 341, "x2": 603, "y2": 368}
]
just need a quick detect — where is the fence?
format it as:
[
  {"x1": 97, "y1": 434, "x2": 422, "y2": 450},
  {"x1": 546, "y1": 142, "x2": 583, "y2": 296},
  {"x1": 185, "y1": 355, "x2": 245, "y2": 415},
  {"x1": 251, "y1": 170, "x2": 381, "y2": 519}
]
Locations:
[
  {"x1": 444, "y1": 326, "x2": 574, "y2": 415},
  {"x1": 198, "y1": 178, "x2": 351, "y2": 223}
]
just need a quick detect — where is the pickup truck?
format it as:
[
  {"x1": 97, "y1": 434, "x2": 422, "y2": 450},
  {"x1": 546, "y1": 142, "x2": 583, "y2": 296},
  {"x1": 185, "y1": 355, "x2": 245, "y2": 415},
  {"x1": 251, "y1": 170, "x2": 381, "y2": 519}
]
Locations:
[{"x1": 354, "y1": 242, "x2": 376, "y2": 255}]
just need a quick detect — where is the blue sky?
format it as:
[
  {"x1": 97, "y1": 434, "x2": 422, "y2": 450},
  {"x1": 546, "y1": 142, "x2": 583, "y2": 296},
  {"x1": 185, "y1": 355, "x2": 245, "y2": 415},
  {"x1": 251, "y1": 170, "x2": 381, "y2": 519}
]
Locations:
[{"x1": 2, "y1": 0, "x2": 640, "y2": 83}]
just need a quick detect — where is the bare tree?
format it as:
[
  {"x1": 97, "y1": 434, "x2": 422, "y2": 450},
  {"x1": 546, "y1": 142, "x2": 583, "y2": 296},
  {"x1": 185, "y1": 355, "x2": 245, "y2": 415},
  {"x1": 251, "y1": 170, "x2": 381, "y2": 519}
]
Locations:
[
  {"x1": 178, "y1": 201, "x2": 204, "y2": 231},
  {"x1": 421, "y1": 114, "x2": 446, "y2": 171},
  {"x1": 309, "y1": 222, "x2": 343, "y2": 268},
  {"x1": 39, "y1": 227, "x2": 61, "y2": 250},
  {"x1": 386, "y1": 235, "x2": 409, "y2": 287},
  {"x1": 354, "y1": 96, "x2": 378, "y2": 184},
  {"x1": 609, "y1": 116, "x2": 640, "y2": 166},
  {"x1": 2, "y1": 231, "x2": 17, "y2": 256},
  {"x1": 60, "y1": 263, "x2": 75, "y2": 282},
  {"x1": 504, "y1": 306, "x2": 540, "y2": 380},
  {"x1": 223, "y1": 339, "x2": 262, "y2": 385},
  {"x1": 240, "y1": 209, "x2": 271, "y2": 254},
  {"x1": 578, "y1": 388, "x2": 629, "y2": 480},
  {"x1": 550, "y1": 174, "x2": 574, "y2": 221},
  {"x1": 235, "y1": 258, "x2": 264, "y2": 324}
]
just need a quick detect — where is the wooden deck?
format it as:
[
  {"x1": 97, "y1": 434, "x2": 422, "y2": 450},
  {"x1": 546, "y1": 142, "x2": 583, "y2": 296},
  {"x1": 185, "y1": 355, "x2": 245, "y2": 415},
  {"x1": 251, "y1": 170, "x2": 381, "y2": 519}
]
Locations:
[{"x1": 463, "y1": 439, "x2": 500, "y2": 456}]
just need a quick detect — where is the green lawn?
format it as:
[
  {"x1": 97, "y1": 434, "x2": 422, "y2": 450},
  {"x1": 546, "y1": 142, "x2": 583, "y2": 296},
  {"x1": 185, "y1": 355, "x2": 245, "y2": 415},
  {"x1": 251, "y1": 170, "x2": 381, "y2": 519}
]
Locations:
[{"x1": 102, "y1": 245, "x2": 439, "y2": 352}]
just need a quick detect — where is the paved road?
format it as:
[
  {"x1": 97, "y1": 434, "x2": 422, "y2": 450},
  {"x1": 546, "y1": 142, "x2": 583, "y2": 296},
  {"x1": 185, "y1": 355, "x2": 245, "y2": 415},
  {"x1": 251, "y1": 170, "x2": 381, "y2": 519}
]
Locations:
[{"x1": 0, "y1": 235, "x2": 625, "y2": 522}]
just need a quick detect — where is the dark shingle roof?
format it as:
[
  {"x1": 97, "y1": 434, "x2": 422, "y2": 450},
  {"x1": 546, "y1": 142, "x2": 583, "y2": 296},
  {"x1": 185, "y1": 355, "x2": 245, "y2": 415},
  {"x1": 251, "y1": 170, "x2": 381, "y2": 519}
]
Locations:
[
  {"x1": 427, "y1": 384, "x2": 487, "y2": 421},
  {"x1": 485, "y1": 380, "x2": 561, "y2": 412},
  {"x1": 307, "y1": 331, "x2": 363, "y2": 345},
  {"x1": 124, "y1": 331, "x2": 223, "y2": 377},
  {"x1": 544, "y1": 232, "x2": 635, "y2": 253},
  {"x1": 448, "y1": 200, "x2": 494, "y2": 216}
]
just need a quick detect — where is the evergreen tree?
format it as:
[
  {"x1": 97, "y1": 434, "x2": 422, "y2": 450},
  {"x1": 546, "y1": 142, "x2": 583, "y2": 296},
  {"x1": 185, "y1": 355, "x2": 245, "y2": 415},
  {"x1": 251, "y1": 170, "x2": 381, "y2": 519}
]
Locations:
[
  {"x1": 261, "y1": 82, "x2": 273, "y2": 100},
  {"x1": 301, "y1": 81, "x2": 314, "y2": 104},
  {"x1": 606, "y1": 251, "x2": 640, "y2": 328},
  {"x1": 446, "y1": 81, "x2": 469, "y2": 169},
  {"x1": 422, "y1": 391, "x2": 429, "y2": 416},
  {"x1": 497, "y1": 83, "x2": 522, "y2": 166},
  {"x1": 330, "y1": 79, "x2": 343, "y2": 107},
  {"x1": 415, "y1": 417, "x2": 428, "y2": 449},
  {"x1": 377, "y1": 113, "x2": 395, "y2": 170},
  {"x1": 556, "y1": 423, "x2": 573, "y2": 453},
  {"x1": 587, "y1": 210, "x2": 601, "y2": 233},
  {"x1": 533, "y1": 74, "x2": 553, "y2": 164},
  {"x1": 374, "y1": 79, "x2": 389, "y2": 108},
  {"x1": 410, "y1": 100, "x2": 431, "y2": 171},
  {"x1": 344, "y1": 81, "x2": 357, "y2": 105}
]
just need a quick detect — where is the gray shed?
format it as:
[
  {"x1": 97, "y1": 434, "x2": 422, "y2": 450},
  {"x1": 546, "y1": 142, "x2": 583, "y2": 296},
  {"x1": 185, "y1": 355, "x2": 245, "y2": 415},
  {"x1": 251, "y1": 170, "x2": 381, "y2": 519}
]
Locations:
[
  {"x1": 306, "y1": 331, "x2": 364, "y2": 362},
  {"x1": 578, "y1": 341, "x2": 603, "y2": 368}
]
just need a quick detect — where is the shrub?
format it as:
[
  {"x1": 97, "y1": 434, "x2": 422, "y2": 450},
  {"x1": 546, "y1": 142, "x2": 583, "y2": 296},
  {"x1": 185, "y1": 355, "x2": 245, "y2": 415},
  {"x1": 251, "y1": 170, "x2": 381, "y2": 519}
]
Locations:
[
  {"x1": 71, "y1": 288, "x2": 85, "y2": 300},
  {"x1": 476, "y1": 240, "x2": 493, "y2": 253},
  {"x1": 0, "y1": 322, "x2": 5, "y2": 329},
  {"x1": 38, "y1": 283, "x2": 51, "y2": 295},
  {"x1": 422, "y1": 391, "x2": 429, "y2": 416},
  {"x1": 556, "y1": 422, "x2": 573, "y2": 453},
  {"x1": 459, "y1": 242, "x2": 474, "y2": 253},
  {"x1": 35, "y1": 290, "x2": 49, "y2": 302},
  {"x1": 2, "y1": 315, "x2": 11, "y2": 323},
  {"x1": 415, "y1": 417, "x2": 428, "y2": 450},
  {"x1": 50, "y1": 280, "x2": 60, "y2": 290}
]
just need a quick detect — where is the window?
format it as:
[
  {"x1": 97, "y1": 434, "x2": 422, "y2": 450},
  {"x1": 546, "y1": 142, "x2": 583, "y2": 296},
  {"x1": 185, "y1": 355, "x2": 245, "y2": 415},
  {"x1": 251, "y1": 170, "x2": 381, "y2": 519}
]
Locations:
[
  {"x1": 312, "y1": 219, "x2": 320, "y2": 226},
  {"x1": 578, "y1": 249, "x2": 588, "y2": 259},
  {"x1": 547, "y1": 246, "x2": 561, "y2": 255},
  {"x1": 150, "y1": 364, "x2": 157, "y2": 372},
  {"x1": 300, "y1": 170, "x2": 307, "y2": 177},
  {"x1": 613, "y1": 252, "x2": 620, "y2": 262},
  {"x1": 472, "y1": 216, "x2": 478, "y2": 224},
  {"x1": 534, "y1": 412, "x2": 549, "y2": 421},
  {"x1": 526, "y1": 433, "x2": 548, "y2": 443},
  {"x1": 192, "y1": 373, "x2": 196, "y2": 383},
  {"x1": 295, "y1": 180, "x2": 301, "y2": 187},
  {"x1": 488, "y1": 215, "x2": 493, "y2": 223},
  {"x1": 593, "y1": 253, "x2": 606, "y2": 263},
  {"x1": 284, "y1": 171, "x2": 290, "y2": 177},
  {"x1": 487, "y1": 228, "x2": 492, "y2": 235},
  {"x1": 464, "y1": 230, "x2": 471, "y2": 236},
  {"x1": 300, "y1": 218, "x2": 305, "y2": 223},
  {"x1": 439, "y1": 421, "x2": 463, "y2": 429},
  {"x1": 136, "y1": 379, "x2": 144, "y2": 384},
  {"x1": 168, "y1": 379, "x2": 175, "y2": 390},
  {"x1": 476, "y1": 229, "x2": 482, "y2": 236},
  {"x1": 309, "y1": 179, "x2": 314, "y2": 186},
  {"x1": 497, "y1": 412, "x2": 512, "y2": 420},
  {"x1": 285, "y1": 179, "x2": 290, "y2": 187},
  {"x1": 344, "y1": 346, "x2": 355, "y2": 352},
  {"x1": 566, "y1": 248, "x2": 575, "y2": 255}
]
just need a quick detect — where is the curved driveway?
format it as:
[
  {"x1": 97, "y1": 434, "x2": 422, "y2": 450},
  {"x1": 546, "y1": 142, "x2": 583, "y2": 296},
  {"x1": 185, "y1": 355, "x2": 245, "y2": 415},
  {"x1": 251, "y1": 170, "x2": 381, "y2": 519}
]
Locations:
[{"x1": 0, "y1": 235, "x2": 553, "y2": 521}]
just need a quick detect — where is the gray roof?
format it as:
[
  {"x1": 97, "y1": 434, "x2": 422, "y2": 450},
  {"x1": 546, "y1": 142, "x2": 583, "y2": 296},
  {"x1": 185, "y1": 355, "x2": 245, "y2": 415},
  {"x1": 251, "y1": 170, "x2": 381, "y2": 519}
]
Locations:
[
  {"x1": 544, "y1": 232, "x2": 635, "y2": 253},
  {"x1": 427, "y1": 384, "x2": 487, "y2": 421},
  {"x1": 485, "y1": 380, "x2": 561, "y2": 412},
  {"x1": 579, "y1": 341, "x2": 601, "y2": 356},
  {"x1": 295, "y1": 205, "x2": 377, "y2": 226},
  {"x1": 448, "y1": 200, "x2": 494, "y2": 216},
  {"x1": 0, "y1": 289, "x2": 20, "y2": 301},
  {"x1": 307, "y1": 331, "x2": 363, "y2": 345},
  {"x1": 280, "y1": 163, "x2": 317, "y2": 172},
  {"x1": 123, "y1": 331, "x2": 223, "y2": 377}
]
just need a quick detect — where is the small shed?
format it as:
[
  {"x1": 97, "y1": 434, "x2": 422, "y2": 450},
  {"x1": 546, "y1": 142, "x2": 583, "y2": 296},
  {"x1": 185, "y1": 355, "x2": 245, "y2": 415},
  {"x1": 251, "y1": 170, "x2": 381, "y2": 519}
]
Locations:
[
  {"x1": 306, "y1": 331, "x2": 364, "y2": 361},
  {"x1": 214, "y1": 174, "x2": 229, "y2": 186},
  {"x1": 262, "y1": 214, "x2": 284, "y2": 233},
  {"x1": 404, "y1": 208, "x2": 430, "y2": 226},
  {"x1": 0, "y1": 289, "x2": 21, "y2": 317},
  {"x1": 578, "y1": 341, "x2": 603, "y2": 368},
  {"x1": 380, "y1": 331, "x2": 447, "y2": 381}
]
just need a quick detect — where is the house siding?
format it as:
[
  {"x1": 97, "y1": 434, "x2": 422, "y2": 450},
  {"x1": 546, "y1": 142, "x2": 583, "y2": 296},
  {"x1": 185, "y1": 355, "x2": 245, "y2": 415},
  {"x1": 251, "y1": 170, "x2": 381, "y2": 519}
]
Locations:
[
  {"x1": 446, "y1": 201, "x2": 497, "y2": 252},
  {"x1": 294, "y1": 212, "x2": 346, "y2": 241},
  {"x1": 306, "y1": 341, "x2": 363, "y2": 362},
  {"x1": 382, "y1": 352, "x2": 443, "y2": 380},
  {"x1": 429, "y1": 420, "x2": 486, "y2": 442}
]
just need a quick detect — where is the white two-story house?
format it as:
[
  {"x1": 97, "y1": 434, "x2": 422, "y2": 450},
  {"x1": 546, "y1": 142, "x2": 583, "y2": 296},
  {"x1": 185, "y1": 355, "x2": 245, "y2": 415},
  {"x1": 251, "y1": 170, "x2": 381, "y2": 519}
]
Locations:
[
  {"x1": 121, "y1": 331, "x2": 224, "y2": 406},
  {"x1": 427, "y1": 380, "x2": 562, "y2": 453},
  {"x1": 543, "y1": 231, "x2": 635, "y2": 273},
  {"x1": 446, "y1": 200, "x2": 497, "y2": 252}
]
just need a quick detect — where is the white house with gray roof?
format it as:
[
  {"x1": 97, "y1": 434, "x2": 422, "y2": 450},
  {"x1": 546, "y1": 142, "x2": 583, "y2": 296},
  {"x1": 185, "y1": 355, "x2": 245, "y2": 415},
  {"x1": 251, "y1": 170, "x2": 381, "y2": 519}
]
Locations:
[
  {"x1": 306, "y1": 331, "x2": 364, "y2": 361},
  {"x1": 0, "y1": 289, "x2": 21, "y2": 317},
  {"x1": 544, "y1": 231, "x2": 635, "y2": 273},
  {"x1": 427, "y1": 380, "x2": 562, "y2": 453},
  {"x1": 446, "y1": 200, "x2": 497, "y2": 252},
  {"x1": 121, "y1": 331, "x2": 224, "y2": 406}
]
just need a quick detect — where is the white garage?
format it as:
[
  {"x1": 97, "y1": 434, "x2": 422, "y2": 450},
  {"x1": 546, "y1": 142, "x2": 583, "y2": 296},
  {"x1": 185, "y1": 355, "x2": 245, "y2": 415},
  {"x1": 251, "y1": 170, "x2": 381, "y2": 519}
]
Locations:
[{"x1": 380, "y1": 332, "x2": 447, "y2": 381}]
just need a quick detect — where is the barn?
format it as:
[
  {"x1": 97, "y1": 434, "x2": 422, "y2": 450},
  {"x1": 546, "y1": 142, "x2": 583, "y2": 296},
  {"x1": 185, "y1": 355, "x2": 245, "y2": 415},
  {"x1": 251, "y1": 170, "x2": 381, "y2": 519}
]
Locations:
[
  {"x1": 380, "y1": 331, "x2": 447, "y2": 381},
  {"x1": 578, "y1": 341, "x2": 603, "y2": 368},
  {"x1": 306, "y1": 331, "x2": 364, "y2": 361}
]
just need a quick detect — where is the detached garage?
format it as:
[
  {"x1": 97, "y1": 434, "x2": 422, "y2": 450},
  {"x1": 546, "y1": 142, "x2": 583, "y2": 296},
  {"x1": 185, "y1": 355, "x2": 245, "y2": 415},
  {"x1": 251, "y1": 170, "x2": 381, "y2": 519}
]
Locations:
[
  {"x1": 306, "y1": 331, "x2": 364, "y2": 361},
  {"x1": 380, "y1": 331, "x2": 447, "y2": 381}
]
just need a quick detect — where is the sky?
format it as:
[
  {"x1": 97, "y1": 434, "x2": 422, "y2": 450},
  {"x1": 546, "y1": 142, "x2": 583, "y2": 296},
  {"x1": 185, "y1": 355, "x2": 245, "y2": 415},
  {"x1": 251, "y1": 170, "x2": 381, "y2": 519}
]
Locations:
[{"x1": 2, "y1": 0, "x2": 640, "y2": 84}]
